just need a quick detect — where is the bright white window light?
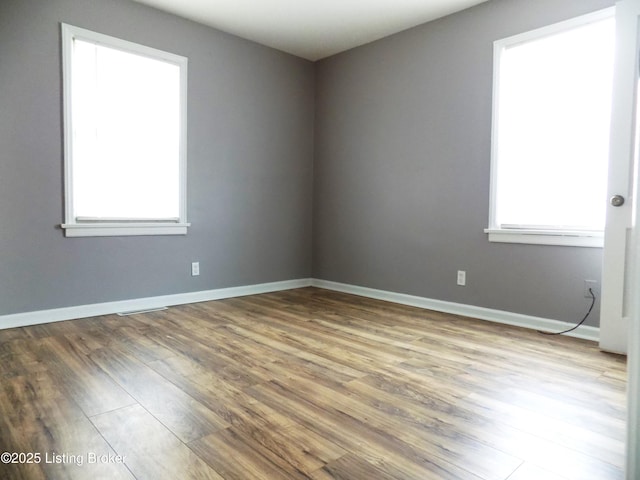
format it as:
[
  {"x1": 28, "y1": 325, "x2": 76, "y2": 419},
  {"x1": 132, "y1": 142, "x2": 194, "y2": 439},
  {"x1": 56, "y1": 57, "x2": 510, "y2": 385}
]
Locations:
[
  {"x1": 62, "y1": 24, "x2": 188, "y2": 237},
  {"x1": 489, "y1": 10, "x2": 614, "y2": 244},
  {"x1": 72, "y1": 40, "x2": 180, "y2": 219}
]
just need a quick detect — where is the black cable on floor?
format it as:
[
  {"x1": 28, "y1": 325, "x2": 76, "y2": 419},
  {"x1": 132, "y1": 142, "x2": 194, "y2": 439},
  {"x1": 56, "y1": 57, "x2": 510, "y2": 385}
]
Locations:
[{"x1": 538, "y1": 288, "x2": 596, "y2": 336}]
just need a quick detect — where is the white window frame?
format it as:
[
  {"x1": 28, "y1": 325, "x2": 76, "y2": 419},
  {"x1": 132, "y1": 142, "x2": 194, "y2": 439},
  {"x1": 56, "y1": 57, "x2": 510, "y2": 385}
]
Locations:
[
  {"x1": 485, "y1": 8, "x2": 614, "y2": 248},
  {"x1": 61, "y1": 23, "x2": 189, "y2": 237}
]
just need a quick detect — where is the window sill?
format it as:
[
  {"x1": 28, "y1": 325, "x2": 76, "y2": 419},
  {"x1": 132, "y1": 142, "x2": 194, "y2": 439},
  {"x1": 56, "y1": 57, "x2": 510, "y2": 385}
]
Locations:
[
  {"x1": 61, "y1": 222, "x2": 190, "y2": 237},
  {"x1": 484, "y1": 228, "x2": 603, "y2": 248}
]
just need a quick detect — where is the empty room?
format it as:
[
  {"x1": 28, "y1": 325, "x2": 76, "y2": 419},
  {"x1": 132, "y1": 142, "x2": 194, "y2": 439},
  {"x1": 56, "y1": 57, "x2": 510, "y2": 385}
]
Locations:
[{"x1": 1, "y1": 0, "x2": 639, "y2": 478}]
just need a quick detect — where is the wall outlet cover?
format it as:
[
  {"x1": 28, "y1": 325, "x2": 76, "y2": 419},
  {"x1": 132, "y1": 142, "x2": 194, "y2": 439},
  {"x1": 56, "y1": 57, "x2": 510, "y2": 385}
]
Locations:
[{"x1": 584, "y1": 279, "x2": 598, "y2": 298}]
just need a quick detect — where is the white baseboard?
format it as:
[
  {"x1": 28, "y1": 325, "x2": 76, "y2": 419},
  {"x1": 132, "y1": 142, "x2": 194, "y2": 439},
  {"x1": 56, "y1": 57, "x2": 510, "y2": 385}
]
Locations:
[
  {"x1": 311, "y1": 279, "x2": 600, "y2": 342},
  {"x1": 0, "y1": 277, "x2": 599, "y2": 342},
  {"x1": 0, "y1": 278, "x2": 312, "y2": 330}
]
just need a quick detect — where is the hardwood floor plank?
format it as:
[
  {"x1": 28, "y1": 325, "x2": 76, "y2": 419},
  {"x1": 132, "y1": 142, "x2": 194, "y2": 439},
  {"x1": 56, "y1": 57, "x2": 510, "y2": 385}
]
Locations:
[
  {"x1": 247, "y1": 380, "x2": 486, "y2": 480},
  {"x1": 309, "y1": 453, "x2": 412, "y2": 480},
  {"x1": 36, "y1": 336, "x2": 137, "y2": 417},
  {"x1": 143, "y1": 327, "x2": 273, "y2": 387},
  {"x1": 275, "y1": 423, "x2": 348, "y2": 473},
  {"x1": 0, "y1": 326, "x2": 29, "y2": 345},
  {"x1": 0, "y1": 287, "x2": 626, "y2": 480},
  {"x1": 362, "y1": 360, "x2": 625, "y2": 474},
  {"x1": 88, "y1": 346, "x2": 229, "y2": 443},
  {"x1": 189, "y1": 428, "x2": 308, "y2": 480},
  {"x1": 257, "y1": 356, "x2": 357, "y2": 390},
  {"x1": 221, "y1": 323, "x2": 368, "y2": 379},
  {"x1": 147, "y1": 355, "x2": 297, "y2": 433},
  {"x1": 91, "y1": 404, "x2": 223, "y2": 480},
  {"x1": 0, "y1": 373, "x2": 134, "y2": 480},
  {"x1": 276, "y1": 372, "x2": 523, "y2": 480},
  {"x1": 345, "y1": 369, "x2": 623, "y2": 480},
  {"x1": 506, "y1": 462, "x2": 570, "y2": 480},
  {"x1": 399, "y1": 354, "x2": 626, "y2": 421},
  {"x1": 0, "y1": 339, "x2": 48, "y2": 378},
  {"x1": 108, "y1": 324, "x2": 176, "y2": 364},
  {"x1": 467, "y1": 391, "x2": 624, "y2": 467},
  {"x1": 192, "y1": 422, "x2": 346, "y2": 478}
]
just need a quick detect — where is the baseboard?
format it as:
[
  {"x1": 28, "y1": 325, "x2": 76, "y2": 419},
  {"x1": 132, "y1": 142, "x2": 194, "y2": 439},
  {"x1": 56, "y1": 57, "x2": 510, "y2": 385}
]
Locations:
[
  {"x1": 311, "y1": 279, "x2": 600, "y2": 342},
  {"x1": 0, "y1": 278, "x2": 312, "y2": 330},
  {"x1": 0, "y1": 277, "x2": 600, "y2": 342}
]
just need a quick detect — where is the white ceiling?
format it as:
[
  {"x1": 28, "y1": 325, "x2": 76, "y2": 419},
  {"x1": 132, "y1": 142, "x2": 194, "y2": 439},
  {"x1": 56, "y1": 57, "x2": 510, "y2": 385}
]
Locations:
[{"x1": 131, "y1": 0, "x2": 491, "y2": 61}]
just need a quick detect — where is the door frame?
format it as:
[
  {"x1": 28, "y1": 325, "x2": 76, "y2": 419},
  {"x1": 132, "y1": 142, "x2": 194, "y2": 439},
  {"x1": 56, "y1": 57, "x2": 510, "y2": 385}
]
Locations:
[
  {"x1": 611, "y1": 0, "x2": 640, "y2": 477},
  {"x1": 600, "y1": 0, "x2": 639, "y2": 355}
]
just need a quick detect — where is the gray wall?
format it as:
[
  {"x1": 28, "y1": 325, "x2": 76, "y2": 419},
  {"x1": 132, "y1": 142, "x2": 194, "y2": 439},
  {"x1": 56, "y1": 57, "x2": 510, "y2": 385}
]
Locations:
[
  {"x1": 1, "y1": 0, "x2": 614, "y2": 328},
  {"x1": 0, "y1": 0, "x2": 314, "y2": 315},
  {"x1": 313, "y1": 0, "x2": 614, "y2": 326}
]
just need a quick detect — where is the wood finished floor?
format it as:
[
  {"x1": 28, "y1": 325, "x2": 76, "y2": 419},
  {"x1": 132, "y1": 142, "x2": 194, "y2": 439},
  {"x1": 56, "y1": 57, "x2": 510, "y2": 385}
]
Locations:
[{"x1": 0, "y1": 287, "x2": 627, "y2": 480}]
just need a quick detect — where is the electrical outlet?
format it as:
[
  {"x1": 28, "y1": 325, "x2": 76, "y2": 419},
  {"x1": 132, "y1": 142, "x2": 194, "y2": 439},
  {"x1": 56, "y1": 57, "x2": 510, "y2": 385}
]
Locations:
[
  {"x1": 584, "y1": 279, "x2": 597, "y2": 298},
  {"x1": 191, "y1": 262, "x2": 200, "y2": 276},
  {"x1": 457, "y1": 270, "x2": 466, "y2": 286}
]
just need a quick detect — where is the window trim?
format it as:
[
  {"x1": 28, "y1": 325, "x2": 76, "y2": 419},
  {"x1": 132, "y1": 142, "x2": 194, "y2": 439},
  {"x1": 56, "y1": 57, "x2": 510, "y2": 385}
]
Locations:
[
  {"x1": 485, "y1": 8, "x2": 614, "y2": 248},
  {"x1": 60, "y1": 23, "x2": 189, "y2": 237},
  {"x1": 484, "y1": 228, "x2": 604, "y2": 247}
]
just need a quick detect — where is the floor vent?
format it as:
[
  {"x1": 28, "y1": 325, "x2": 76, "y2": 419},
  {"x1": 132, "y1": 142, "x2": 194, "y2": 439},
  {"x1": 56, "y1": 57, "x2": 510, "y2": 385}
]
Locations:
[{"x1": 116, "y1": 307, "x2": 168, "y2": 316}]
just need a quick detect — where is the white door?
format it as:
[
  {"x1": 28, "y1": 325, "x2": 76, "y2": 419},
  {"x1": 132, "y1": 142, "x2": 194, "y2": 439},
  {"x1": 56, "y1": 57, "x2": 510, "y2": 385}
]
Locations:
[
  {"x1": 605, "y1": 0, "x2": 640, "y2": 477},
  {"x1": 599, "y1": 0, "x2": 640, "y2": 355},
  {"x1": 627, "y1": 40, "x2": 640, "y2": 480}
]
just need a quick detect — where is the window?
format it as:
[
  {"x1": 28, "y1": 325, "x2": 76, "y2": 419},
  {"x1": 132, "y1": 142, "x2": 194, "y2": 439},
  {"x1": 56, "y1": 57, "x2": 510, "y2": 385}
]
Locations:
[
  {"x1": 486, "y1": 9, "x2": 615, "y2": 247},
  {"x1": 61, "y1": 24, "x2": 188, "y2": 237}
]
